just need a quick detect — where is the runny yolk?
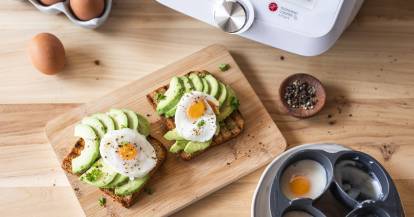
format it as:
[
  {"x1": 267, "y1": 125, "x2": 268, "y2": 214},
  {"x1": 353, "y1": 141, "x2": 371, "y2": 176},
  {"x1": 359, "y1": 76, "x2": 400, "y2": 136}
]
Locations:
[
  {"x1": 118, "y1": 143, "x2": 137, "y2": 160},
  {"x1": 289, "y1": 175, "x2": 311, "y2": 197},
  {"x1": 187, "y1": 100, "x2": 206, "y2": 119}
]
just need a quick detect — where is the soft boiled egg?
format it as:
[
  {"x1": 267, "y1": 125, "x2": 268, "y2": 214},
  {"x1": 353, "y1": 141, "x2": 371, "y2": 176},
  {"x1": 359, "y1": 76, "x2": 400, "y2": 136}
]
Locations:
[
  {"x1": 280, "y1": 160, "x2": 327, "y2": 200},
  {"x1": 100, "y1": 128, "x2": 156, "y2": 180},
  {"x1": 175, "y1": 91, "x2": 219, "y2": 142}
]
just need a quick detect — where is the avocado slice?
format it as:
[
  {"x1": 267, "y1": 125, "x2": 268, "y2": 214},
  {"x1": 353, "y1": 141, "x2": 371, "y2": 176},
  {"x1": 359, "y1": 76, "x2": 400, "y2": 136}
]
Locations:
[
  {"x1": 136, "y1": 113, "x2": 151, "y2": 136},
  {"x1": 114, "y1": 175, "x2": 150, "y2": 196},
  {"x1": 92, "y1": 113, "x2": 116, "y2": 132},
  {"x1": 164, "y1": 106, "x2": 177, "y2": 118},
  {"x1": 169, "y1": 140, "x2": 188, "y2": 153},
  {"x1": 217, "y1": 85, "x2": 239, "y2": 122},
  {"x1": 215, "y1": 122, "x2": 220, "y2": 135},
  {"x1": 184, "y1": 141, "x2": 211, "y2": 154},
  {"x1": 122, "y1": 109, "x2": 139, "y2": 130},
  {"x1": 102, "y1": 174, "x2": 129, "y2": 188},
  {"x1": 156, "y1": 77, "x2": 184, "y2": 115},
  {"x1": 164, "y1": 129, "x2": 185, "y2": 141},
  {"x1": 201, "y1": 77, "x2": 210, "y2": 94},
  {"x1": 81, "y1": 117, "x2": 106, "y2": 138},
  {"x1": 80, "y1": 159, "x2": 118, "y2": 187},
  {"x1": 217, "y1": 82, "x2": 228, "y2": 107},
  {"x1": 205, "y1": 74, "x2": 220, "y2": 98},
  {"x1": 180, "y1": 76, "x2": 194, "y2": 92},
  {"x1": 74, "y1": 124, "x2": 97, "y2": 140},
  {"x1": 71, "y1": 139, "x2": 100, "y2": 174},
  {"x1": 188, "y1": 73, "x2": 203, "y2": 92},
  {"x1": 108, "y1": 109, "x2": 129, "y2": 129}
]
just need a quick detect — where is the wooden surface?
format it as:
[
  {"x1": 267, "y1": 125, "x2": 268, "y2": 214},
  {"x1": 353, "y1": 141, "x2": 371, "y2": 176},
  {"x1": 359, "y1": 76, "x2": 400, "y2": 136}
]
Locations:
[
  {"x1": 0, "y1": 0, "x2": 414, "y2": 216},
  {"x1": 45, "y1": 45, "x2": 287, "y2": 217}
]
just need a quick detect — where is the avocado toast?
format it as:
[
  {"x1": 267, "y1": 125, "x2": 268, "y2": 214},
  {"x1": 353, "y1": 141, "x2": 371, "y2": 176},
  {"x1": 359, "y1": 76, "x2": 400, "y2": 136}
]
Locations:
[
  {"x1": 61, "y1": 109, "x2": 166, "y2": 208},
  {"x1": 147, "y1": 71, "x2": 244, "y2": 160}
]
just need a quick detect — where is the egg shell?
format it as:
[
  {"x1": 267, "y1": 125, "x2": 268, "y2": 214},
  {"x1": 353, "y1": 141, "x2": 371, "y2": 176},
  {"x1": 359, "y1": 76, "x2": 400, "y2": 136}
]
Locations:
[
  {"x1": 28, "y1": 33, "x2": 65, "y2": 75},
  {"x1": 70, "y1": 0, "x2": 105, "y2": 21},
  {"x1": 38, "y1": 0, "x2": 64, "y2": 6}
]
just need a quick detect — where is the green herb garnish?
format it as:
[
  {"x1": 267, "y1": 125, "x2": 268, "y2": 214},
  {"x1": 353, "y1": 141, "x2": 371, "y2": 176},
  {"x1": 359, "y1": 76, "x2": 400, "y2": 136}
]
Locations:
[
  {"x1": 230, "y1": 97, "x2": 240, "y2": 110},
  {"x1": 197, "y1": 120, "x2": 206, "y2": 128},
  {"x1": 155, "y1": 93, "x2": 166, "y2": 102},
  {"x1": 144, "y1": 187, "x2": 154, "y2": 195},
  {"x1": 218, "y1": 63, "x2": 230, "y2": 72},
  {"x1": 98, "y1": 197, "x2": 106, "y2": 207},
  {"x1": 85, "y1": 168, "x2": 102, "y2": 182}
]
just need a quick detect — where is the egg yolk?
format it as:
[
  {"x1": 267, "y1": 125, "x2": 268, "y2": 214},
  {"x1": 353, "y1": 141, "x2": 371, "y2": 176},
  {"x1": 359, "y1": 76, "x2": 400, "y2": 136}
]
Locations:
[
  {"x1": 118, "y1": 143, "x2": 137, "y2": 160},
  {"x1": 289, "y1": 175, "x2": 311, "y2": 197},
  {"x1": 187, "y1": 100, "x2": 206, "y2": 119}
]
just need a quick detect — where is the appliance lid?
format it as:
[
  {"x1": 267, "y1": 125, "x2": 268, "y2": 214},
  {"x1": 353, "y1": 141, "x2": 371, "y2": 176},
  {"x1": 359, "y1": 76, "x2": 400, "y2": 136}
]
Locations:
[{"x1": 253, "y1": 0, "x2": 345, "y2": 37}]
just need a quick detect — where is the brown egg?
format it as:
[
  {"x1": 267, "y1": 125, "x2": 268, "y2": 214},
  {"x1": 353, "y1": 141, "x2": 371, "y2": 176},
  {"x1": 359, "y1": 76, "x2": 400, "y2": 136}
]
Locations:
[
  {"x1": 38, "y1": 0, "x2": 64, "y2": 6},
  {"x1": 70, "y1": 0, "x2": 105, "y2": 21},
  {"x1": 28, "y1": 33, "x2": 65, "y2": 75}
]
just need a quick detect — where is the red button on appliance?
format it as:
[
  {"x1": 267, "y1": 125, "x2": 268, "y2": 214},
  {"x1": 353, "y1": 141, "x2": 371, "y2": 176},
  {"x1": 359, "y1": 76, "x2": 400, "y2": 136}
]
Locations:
[{"x1": 268, "y1": 2, "x2": 278, "y2": 12}]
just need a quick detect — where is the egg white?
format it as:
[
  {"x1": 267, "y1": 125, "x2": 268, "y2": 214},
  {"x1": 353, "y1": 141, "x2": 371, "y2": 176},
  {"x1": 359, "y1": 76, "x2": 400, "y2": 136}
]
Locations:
[
  {"x1": 280, "y1": 159, "x2": 327, "y2": 200},
  {"x1": 99, "y1": 128, "x2": 156, "y2": 180},
  {"x1": 175, "y1": 91, "x2": 218, "y2": 142}
]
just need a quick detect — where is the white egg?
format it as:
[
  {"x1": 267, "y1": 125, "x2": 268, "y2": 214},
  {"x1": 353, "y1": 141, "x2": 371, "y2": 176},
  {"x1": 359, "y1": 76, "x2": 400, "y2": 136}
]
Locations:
[
  {"x1": 280, "y1": 160, "x2": 327, "y2": 200},
  {"x1": 175, "y1": 91, "x2": 218, "y2": 142},
  {"x1": 99, "y1": 128, "x2": 156, "y2": 180},
  {"x1": 283, "y1": 211, "x2": 313, "y2": 217}
]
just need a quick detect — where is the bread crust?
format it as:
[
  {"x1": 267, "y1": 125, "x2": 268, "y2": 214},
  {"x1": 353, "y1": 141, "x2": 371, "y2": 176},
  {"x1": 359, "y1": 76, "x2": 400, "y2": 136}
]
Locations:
[
  {"x1": 62, "y1": 136, "x2": 166, "y2": 208},
  {"x1": 146, "y1": 71, "x2": 244, "y2": 160}
]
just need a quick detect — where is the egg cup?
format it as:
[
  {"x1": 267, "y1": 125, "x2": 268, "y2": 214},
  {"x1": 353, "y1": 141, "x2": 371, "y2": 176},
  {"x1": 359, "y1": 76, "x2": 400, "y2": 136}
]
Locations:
[
  {"x1": 28, "y1": 0, "x2": 112, "y2": 29},
  {"x1": 269, "y1": 149, "x2": 405, "y2": 217}
]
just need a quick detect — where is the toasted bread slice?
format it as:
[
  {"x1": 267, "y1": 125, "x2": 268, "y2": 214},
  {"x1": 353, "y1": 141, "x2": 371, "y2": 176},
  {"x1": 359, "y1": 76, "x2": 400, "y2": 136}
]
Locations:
[
  {"x1": 146, "y1": 71, "x2": 244, "y2": 160},
  {"x1": 62, "y1": 136, "x2": 166, "y2": 208}
]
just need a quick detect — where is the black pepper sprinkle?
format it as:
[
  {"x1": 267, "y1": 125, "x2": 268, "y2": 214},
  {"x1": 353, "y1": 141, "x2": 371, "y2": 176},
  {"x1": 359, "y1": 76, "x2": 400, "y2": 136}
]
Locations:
[{"x1": 284, "y1": 79, "x2": 317, "y2": 110}]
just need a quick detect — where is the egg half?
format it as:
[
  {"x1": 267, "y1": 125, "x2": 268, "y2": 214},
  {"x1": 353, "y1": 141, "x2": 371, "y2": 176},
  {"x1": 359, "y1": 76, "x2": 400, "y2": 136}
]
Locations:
[
  {"x1": 280, "y1": 159, "x2": 327, "y2": 200},
  {"x1": 175, "y1": 91, "x2": 219, "y2": 142},
  {"x1": 99, "y1": 128, "x2": 156, "y2": 180}
]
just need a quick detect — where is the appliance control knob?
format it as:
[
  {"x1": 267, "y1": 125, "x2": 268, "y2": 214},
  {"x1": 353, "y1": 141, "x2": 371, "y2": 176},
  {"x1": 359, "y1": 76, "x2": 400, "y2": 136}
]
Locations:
[{"x1": 214, "y1": 0, "x2": 251, "y2": 34}]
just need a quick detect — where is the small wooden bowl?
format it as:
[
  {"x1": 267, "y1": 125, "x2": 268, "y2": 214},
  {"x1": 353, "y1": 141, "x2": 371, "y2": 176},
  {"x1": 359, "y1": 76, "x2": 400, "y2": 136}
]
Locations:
[{"x1": 279, "y1": 73, "x2": 326, "y2": 118}]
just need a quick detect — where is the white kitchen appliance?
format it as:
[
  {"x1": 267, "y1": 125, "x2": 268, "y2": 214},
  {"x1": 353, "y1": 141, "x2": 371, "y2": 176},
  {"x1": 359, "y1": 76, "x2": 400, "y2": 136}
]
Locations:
[{"x1": 156, "y1": 0, "x2": 364, "y2": 56}]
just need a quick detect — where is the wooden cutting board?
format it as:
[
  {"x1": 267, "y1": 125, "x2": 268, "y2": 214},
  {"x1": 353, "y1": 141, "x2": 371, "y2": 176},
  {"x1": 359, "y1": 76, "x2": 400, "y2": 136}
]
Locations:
[{"x1": 45, "y1": 44, "x2": 287, "y2": 217}]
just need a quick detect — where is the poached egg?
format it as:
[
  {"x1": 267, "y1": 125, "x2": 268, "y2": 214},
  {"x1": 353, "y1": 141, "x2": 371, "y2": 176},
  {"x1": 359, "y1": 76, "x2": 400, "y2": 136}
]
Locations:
[
  {"x1": 174, "y1": 91, "x2": 219, "y2": 142},
  {"x1": 99, "y1": 128, "x2": 156, "y2": 180}
]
